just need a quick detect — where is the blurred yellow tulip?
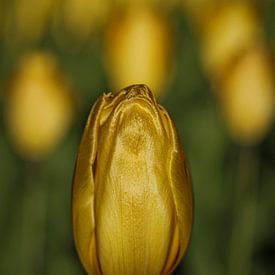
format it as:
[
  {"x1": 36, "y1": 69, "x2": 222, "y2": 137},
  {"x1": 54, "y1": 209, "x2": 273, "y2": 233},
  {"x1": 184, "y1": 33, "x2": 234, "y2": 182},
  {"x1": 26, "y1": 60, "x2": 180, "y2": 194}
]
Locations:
[
  {"x1": 6, "y1": 52, "x2": 74, "y2": 160},
  {"x1": 200, "y1": 2, "x2": 263, "y2": 79},
  {"x1": 183, "y1": 1, "x2": 275, "y2": 144},
  {"x1": 72, "y1": 84, "x2": 193, "y2": 275},
  {"x1": 104, "y1": 8, "x2": 174, "y2": 98},
  {"x1": 219, "y1": 47, "x2": 275, "y2": 145}
]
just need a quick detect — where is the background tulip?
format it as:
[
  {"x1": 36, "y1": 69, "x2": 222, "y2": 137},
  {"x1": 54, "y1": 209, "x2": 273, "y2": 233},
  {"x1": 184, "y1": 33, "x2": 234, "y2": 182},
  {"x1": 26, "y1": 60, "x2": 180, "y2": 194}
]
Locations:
[
  {"x1": 103, "y1": 8, "x2": 174, "y2": 98},
  {"x1": 200, "y1": 2, "x2": 262, "y2": 79},
  {"x1": 183, "y1": 0, "x2": 275, "y2": 145},
  {"x1": 218, "y1": 47, "x2": 275, "y2": 145},
  {"x1": 5, "y1": 52, "x2": 74, "y2": 160}
]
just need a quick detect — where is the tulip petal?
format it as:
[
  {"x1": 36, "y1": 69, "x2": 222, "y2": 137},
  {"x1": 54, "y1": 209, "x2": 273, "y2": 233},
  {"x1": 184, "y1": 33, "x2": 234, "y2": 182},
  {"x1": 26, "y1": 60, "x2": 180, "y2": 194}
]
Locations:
[
  {"x1": 72, "y1": 96, "x2": 105, "y2": 274},
  {"x1": 161, "y1": 108, "x2": 193, "y2": 273}
]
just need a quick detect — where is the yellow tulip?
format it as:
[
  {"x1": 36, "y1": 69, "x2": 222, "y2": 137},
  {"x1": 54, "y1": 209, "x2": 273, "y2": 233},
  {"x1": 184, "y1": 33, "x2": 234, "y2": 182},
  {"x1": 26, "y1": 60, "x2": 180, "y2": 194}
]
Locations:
[
  {"x1": 6, "y1": 52, "x2": 74, "y2": 160},
  {"x1": 200, "y1": 2, "x2": 262, "y2": 79},
  {"x1": 72, "y1": 84, "x2": 193, "y2": 275},
  {"x1": 104, "y1": 8, "x2": 173, "y2": 98},
  {"x1": 219, "y1": 47, "x2": 275, "y2": 145}
]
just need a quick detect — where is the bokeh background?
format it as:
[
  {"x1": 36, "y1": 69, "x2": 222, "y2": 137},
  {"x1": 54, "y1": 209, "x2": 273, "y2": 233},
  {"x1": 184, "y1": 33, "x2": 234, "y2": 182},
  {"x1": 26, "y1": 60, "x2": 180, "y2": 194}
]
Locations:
[{"x1": 0, "y1": 0, "x2": 275, "y2": 274}]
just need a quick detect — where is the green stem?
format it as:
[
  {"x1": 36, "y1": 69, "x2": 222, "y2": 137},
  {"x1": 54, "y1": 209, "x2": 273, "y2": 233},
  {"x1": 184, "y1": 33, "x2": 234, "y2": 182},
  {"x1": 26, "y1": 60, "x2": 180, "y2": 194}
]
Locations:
[
  {"x1": 228, "y1": 146, "x2": 259, "y2": 275},
  {"x1": 20, "y1": 161, "x2": 48, "y2": 275}
]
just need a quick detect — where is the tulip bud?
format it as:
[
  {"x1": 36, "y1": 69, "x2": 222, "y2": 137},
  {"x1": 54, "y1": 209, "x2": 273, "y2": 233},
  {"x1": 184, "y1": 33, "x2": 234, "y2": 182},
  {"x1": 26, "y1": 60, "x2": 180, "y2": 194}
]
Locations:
[
  {"x1": 103, "y1": 8, "x2": 174, "y2": 98},
  {"x1": 72, "y1": 84, "x2": 193, "y2": 275},
  {"x1": 6, "y1": 52, "x2": 74, "y2": 160},
  {"x1": 218, "y1": 47, "x2": 275, "y2": 145},
  {"x1": 200, "y1": 2, "x2": 262, "y2": 79}
]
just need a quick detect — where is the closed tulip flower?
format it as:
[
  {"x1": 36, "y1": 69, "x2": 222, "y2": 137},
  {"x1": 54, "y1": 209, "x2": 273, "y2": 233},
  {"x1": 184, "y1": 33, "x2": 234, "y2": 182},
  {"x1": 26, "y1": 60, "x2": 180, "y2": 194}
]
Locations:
[
  {"x1": 200, "y1": 2, "x2": 262, "y2": 79},
  {"x1": 218, "y1": 47, "x2": 275, "y2": 145},
  {"x1": 72, "y1": 84, "x2": 193, "y2": 275},
  {"x1": 6, "y1": 52, "x2": 74, "y2": 160},
  {"x1": 104, "y1": 8, "x2": 173, "y2": 98}
]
